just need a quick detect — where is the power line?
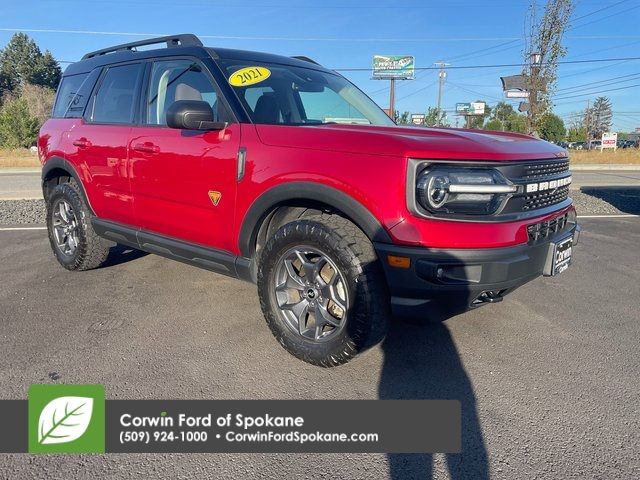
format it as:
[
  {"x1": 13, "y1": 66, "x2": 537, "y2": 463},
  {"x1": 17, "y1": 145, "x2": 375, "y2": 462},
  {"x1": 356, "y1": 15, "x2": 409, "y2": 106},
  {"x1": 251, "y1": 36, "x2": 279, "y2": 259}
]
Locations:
[
  {"x1": 554, "y1": 83, "x2": 640, "y2": 101},
  {"x1": 556, "y1": 72, "x2": 640, "y2": 92}
]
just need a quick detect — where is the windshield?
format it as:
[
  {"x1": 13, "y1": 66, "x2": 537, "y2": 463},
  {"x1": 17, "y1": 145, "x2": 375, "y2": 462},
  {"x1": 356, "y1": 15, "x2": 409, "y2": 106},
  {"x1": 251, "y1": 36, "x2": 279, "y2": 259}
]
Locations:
[{"x1": 218, "y1": 60, "x2": 394, "y2": 126}]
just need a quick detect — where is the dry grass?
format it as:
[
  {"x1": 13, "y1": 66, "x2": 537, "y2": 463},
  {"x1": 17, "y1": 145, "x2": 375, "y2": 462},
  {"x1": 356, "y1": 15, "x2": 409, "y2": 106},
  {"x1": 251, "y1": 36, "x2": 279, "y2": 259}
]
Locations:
[
  {"x1": 569, "y1": 148, "x2": 640, "y2": 165},
  {"x1": 0, "y1": 148, "x2": 40, "y2": 168}
]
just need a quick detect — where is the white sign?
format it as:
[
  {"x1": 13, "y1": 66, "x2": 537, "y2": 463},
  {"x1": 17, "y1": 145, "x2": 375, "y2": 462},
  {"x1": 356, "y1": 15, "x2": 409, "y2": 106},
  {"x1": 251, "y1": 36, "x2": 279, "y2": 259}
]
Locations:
[
  {"x1": 505, "y1": 90, "x2": 530, "y2": 98},
  {"x1": 411, "y1": 114, "x2": 425, "y2": 125},
  {"x1": 601, "y1": 132, "x2": 617, "y2": 150}
]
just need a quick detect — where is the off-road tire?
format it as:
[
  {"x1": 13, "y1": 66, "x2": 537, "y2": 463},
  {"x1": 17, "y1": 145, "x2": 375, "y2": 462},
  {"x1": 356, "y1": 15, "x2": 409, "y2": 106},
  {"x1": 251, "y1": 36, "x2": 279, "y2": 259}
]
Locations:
[
  {"x1": 257, "y1": 214, "x2": 390, "y2": 367},
  {"x1": 46, "y1": 179, "x2": 111, "y2": 271}
]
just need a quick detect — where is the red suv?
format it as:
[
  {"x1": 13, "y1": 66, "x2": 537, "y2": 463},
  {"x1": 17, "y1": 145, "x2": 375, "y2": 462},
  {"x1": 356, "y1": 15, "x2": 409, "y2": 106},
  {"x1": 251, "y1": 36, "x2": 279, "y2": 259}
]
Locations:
[{"x1": 39, "y1": 34, "x2": 579, "y2": 366}]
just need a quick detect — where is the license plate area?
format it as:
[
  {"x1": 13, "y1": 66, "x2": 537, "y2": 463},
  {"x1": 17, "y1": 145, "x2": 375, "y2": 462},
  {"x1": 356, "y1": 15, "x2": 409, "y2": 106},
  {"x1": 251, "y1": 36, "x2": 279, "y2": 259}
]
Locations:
[{"x1": 544, "y1": 235, "x2": 573, "y2": 276}]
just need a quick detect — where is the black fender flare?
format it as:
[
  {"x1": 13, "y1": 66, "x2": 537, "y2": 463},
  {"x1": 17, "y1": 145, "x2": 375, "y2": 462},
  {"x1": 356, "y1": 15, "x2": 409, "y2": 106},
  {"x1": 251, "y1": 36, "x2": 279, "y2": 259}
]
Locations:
[
  {"x1": 238, "y1": 181, "x2": 392, "y2": 258},
  {"x1": 41, "y1": 157, "x2": 95, "y2": 214}
]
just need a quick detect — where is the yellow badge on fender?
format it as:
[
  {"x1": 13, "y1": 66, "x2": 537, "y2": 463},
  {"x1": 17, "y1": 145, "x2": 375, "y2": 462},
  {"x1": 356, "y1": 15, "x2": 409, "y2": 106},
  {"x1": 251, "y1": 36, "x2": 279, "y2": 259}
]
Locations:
[
  {"x1": 229, "y1": 66, "x2": 271, "y2": 87},
  {"x1": 208, "y1": 191, "x2": 222, "y2": 206}
]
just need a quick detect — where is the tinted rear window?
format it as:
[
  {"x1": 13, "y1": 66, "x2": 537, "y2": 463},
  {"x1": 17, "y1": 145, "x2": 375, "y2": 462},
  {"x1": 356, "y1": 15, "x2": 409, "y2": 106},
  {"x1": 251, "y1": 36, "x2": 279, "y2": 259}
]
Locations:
[
  {"x1": 90, "y1": 64, "x2": 143, "y2": 124},
  {"x1": 52, "y1": 73, "x2": 88, "y2": 118}
]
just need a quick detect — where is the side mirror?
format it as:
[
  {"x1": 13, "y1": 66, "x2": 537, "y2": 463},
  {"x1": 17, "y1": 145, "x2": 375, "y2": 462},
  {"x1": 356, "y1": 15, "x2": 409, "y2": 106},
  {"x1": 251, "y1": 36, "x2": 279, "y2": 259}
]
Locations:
[{"x1": 166, "y1": 100, "x2": 227, "y2": 131}]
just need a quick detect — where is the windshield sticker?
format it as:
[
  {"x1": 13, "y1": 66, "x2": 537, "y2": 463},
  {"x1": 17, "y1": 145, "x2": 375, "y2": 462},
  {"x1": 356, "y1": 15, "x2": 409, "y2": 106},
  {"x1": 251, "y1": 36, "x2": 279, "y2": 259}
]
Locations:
[{"x1": 229, "y1": 67, "x2": 271, "y2": 87}]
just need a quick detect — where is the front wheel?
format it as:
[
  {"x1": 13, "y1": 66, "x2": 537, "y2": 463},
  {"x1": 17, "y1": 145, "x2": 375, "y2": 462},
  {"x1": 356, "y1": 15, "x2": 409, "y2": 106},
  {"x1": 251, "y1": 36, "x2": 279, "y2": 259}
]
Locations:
[{"x1": 257, "y1": 214, "x2": 390, "y2": 367}]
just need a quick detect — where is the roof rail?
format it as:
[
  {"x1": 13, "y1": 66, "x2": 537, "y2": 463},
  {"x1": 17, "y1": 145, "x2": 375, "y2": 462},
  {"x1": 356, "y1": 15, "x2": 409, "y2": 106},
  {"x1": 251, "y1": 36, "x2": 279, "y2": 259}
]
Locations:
[
  {"x1": 291, "y1": 55, "x2": 320, "y2": 65},
  {"x1": 81, "y1": 34, "x2": 203, "y2": 60}
]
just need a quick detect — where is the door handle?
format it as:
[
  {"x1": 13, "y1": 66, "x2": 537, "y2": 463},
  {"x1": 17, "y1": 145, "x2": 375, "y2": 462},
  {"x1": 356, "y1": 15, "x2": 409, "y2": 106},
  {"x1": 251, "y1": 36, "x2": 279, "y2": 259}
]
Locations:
[
  {"x1": 133, "y1": 142, "x2": 159, "y2": 154},
  {"x1": 73, "y1": 138, "x2": 92, "y2": 148}
]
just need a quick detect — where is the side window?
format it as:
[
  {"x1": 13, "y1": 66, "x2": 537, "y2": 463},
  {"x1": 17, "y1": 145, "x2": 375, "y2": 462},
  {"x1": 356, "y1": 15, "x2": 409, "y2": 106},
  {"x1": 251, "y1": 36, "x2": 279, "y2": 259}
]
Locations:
[
  {"x1": 90, "y1": 64, "x2": 143, "y2": 124},
  {"x1": 56, "y1": 69, "x2": 102, "y2": 118},
  {"x1": 53, "y1": 73, "x2": 89, "y2": 118},
  {"x1": 146, "y1": 59, "x2": 231, "y2": 125}
]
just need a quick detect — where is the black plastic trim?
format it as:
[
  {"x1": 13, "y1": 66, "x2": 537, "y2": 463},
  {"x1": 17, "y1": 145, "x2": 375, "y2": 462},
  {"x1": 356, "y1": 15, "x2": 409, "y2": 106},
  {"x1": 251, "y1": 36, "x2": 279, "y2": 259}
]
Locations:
[
  {"x1": 238, "y1": 182, "x2": 392, "y2": 257},
  {"x1": 41, "y1": 157, "x2": 95, "y2": 214},
  {"x1": 374, "y1": 222, "x2": 578, "y2": 319},
  {"x1": 92, "y1": 219, "x2": 246, "y2": 280}
]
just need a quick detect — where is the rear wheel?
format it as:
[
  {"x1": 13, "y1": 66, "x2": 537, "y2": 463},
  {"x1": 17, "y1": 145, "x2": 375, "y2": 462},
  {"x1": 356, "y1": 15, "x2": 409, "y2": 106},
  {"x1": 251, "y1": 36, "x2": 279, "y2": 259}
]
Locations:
[
  {"x1": 46, "y1": 179, "x2": 111, "y2": 271},
  {"x1": 257, "y1": 214, "x2": 390, "y2": 367}
]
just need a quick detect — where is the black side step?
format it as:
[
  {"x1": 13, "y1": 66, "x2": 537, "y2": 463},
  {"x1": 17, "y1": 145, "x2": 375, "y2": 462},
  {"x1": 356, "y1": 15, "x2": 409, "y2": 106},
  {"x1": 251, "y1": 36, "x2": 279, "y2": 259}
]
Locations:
[{"x1": 92, "y1": 218, "x2": 247, "y2": 280}]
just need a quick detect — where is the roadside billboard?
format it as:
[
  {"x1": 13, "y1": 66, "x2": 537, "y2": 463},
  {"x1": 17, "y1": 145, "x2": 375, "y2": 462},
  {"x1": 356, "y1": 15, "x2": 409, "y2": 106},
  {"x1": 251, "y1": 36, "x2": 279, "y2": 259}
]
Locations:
[
  {"x1": 372, "y1": 55, "x2": 415, "y2": 79},
  {"x1": 601, "y1": 132, "x2": 617, "y2": 150},
  {"x1": 455, "y1": 102, "x2": 485, "y2": 115}
]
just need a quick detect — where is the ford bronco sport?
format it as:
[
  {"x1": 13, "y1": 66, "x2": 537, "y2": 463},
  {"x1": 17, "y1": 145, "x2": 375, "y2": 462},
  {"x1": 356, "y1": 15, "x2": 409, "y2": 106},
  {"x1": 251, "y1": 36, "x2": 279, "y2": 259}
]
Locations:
[{"x1": 39, "y1": 34, "x2": 579, "y2": 366}]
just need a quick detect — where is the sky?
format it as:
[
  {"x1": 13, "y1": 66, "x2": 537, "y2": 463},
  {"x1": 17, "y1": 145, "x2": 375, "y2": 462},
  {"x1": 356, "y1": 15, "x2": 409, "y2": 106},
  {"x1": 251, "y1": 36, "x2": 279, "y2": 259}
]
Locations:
[{"x1": 1, "y1": 0, "x2": 639, "y2": 131}]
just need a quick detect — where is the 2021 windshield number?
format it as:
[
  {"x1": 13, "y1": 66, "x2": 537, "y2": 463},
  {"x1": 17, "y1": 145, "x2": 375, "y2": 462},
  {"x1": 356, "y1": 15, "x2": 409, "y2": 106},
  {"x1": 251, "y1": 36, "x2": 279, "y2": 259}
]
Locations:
[{"x1": 236, "y1": 68, "x2": 263, "y2": 85}]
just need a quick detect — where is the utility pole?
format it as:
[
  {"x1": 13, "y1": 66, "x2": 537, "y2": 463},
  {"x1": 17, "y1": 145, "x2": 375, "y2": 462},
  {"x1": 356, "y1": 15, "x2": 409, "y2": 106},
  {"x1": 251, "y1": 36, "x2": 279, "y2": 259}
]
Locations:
[
  {"x1": 389, "y1": 78, "x2": 396, "y2": 121},
  {"x1": 435, "y1": 62, "x2": 449, "y2": 127},
  {"x1": 585, "y1": 99, "x2": 591, "y2": 147}
]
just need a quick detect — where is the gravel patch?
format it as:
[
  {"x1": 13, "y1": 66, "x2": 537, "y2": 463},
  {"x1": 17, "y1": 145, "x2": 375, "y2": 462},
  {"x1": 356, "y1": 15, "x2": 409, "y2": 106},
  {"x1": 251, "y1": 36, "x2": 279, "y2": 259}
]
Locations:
[
  {"x1": 572, "y1": 188, "x2": 640, "y2": 216},
  {"x1": 0, "y1": 199, "x2": 46, "y2": 225},
  {"x1": 0, "y1": 190, "x2": 637, "y2": 227}
]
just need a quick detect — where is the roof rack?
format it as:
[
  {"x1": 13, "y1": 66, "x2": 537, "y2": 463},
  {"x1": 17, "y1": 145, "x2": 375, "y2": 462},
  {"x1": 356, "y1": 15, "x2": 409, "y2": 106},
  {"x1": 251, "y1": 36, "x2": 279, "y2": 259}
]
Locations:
[
  {"x1": 291, "y1": 55, "x2": 320, "y2": 65},
  {"x1": 81, "y1": 34, "x2": 203, "y2": 60}
]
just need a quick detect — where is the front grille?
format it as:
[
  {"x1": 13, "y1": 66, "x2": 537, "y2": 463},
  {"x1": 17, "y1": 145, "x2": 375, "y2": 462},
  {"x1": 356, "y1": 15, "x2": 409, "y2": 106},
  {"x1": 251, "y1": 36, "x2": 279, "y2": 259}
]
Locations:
[
  {"x1": 521, "y1": 159, "x2": 570, "y2": 180},
  {"x1": 523, "y1": 185, "x2": 570, "y2": 210},
  {"x1": 527, "y1": 212, "x2": 569, "y2": 243},
  {"x1": 497, "y1": 158, "x2": 572, "y2": 215}
]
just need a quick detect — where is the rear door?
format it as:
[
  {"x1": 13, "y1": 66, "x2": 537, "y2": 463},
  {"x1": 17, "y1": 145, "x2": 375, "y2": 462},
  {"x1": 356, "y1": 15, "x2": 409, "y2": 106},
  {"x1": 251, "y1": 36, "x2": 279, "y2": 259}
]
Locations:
[
  {"x1": 73, "y1": 63, "x2": 143, "y2": 225},
  {"x1": 128, "y1": 58, "x2": 240, "y2": 252}
]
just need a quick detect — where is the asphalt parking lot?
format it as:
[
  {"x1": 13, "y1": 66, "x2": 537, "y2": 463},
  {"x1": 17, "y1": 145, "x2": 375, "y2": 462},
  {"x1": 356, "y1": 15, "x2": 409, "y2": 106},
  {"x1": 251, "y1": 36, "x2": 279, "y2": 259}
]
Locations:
[{"x1": 1, "y1": 202, "x2": 639, "y2": 478}]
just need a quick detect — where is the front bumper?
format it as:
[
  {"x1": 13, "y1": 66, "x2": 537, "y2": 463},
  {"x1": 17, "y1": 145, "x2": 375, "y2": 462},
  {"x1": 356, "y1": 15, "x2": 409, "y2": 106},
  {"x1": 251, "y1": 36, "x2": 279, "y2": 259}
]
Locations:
[{"x1": 374, "y1": 223, "x2": 579, "y2": 320}]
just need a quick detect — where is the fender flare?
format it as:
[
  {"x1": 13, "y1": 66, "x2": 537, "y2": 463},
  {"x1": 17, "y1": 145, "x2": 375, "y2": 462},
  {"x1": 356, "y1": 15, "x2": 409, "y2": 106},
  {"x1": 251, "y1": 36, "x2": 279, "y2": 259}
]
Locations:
[
  {"x1": 41, "y1": 157, "x2": 95, "y2": 214},
  {"x1": 238, "y1": 181, "x2": 392, "y2": 258}
]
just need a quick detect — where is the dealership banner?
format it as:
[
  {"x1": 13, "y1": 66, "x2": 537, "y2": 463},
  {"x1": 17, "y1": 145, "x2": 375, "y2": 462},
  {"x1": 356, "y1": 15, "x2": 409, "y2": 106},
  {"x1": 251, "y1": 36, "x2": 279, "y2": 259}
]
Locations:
[{"x1": 0, "y1": 385, "x2": 461, "y2": 454}]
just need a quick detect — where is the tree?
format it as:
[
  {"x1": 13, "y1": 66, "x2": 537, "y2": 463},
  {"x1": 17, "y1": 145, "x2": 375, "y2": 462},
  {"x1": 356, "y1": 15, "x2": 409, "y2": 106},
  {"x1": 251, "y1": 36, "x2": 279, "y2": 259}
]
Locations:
[
  {"x1": 422, "y1": 107, "x2": 449, "y2": 128},
  {"x1": 395, "y1": 111, "x2": 410, "y2": 125},
  {"x1": 0, "y1": 96, "x2": 40, "y2": 147},
  {"x1": 537, "y1": 112, "x2": 565, "y2": 142},
  {"x1": 21, "y1": 83, "x2": 56, "y2": 124},
  {"x1": 524, "y1": 0, "x2": 574, "y2": 134},
  {"x1": 588, "y1": 96, "x2": 613, "y2": 139},
  {"x1": 566, "y1": 126, "x2": 586, "y2": 142},
  {"x1": 485, "y1": 119, "x2": 503, "y2": 131},
  {"x1": 0, "y1": 33, "x2": 61, "y2": 95}
]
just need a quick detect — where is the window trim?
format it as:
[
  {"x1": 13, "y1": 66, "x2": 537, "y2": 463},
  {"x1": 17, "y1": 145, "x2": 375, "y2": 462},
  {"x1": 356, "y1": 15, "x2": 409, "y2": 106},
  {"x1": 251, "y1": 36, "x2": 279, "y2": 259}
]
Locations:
[
  {"x1": 140, "y1": 55, "x2": 238, "y2": 128},
  {"x1": 83, "y1": 61, "x2": 145, "y2": 126}
]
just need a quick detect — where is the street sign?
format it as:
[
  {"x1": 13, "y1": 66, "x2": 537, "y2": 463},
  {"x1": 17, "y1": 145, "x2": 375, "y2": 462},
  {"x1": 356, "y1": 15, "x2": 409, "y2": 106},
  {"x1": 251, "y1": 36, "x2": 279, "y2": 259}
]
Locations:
[
  {"x1": 411, "y1": 114, "x2": 425, "y2": 125},
  {"x1": 501, "y1": 75, "x2": 527, "y2": 91},
  {"x1": 456, "y1": 102, "x2": 485, "y2": 115},
  {"x1": 372, "y1": 55, "x2": 415, "y2": 79},
  {"x1": 518, "y1": 102, "x2": 529, "y2": 112},
  {"x1": 601, "y1": 132, "x2": 617, "y2": 150},
  {"x1": 505, "y1": 90, "x2": 530, "y2": 98}
]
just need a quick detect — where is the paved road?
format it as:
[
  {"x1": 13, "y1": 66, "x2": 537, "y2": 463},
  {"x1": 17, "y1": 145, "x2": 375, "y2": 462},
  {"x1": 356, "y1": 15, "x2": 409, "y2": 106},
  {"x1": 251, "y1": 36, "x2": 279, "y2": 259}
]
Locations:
[
  {"x1": 0, "y1": 218, "x2": 638, "y2": 479},
  {"x1": 0, "y1": 169, "x2": 42, "y2": 200},
  {"x1": 0, "y1": 168, "x2": 639, "y2": 200}
]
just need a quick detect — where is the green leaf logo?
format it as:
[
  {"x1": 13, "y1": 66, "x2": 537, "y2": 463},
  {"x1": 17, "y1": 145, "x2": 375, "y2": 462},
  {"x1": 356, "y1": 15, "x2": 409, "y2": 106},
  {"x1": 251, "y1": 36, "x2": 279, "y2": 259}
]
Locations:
[{"x1": 37, "y1": 396, "x2": 94, "y2": 445}]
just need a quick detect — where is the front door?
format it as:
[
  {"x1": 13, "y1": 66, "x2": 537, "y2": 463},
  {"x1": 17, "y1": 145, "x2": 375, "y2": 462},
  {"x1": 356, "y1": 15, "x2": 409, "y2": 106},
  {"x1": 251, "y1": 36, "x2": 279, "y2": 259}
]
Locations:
[{"x1": 129, "y1": 58, "x2": 240, "y2": 252}]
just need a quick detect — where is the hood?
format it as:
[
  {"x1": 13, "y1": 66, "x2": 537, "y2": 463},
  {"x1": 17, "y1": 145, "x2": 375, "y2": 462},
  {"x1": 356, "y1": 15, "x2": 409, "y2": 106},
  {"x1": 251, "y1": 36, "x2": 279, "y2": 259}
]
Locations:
[{"x1": 255, "y1": 124, "x2": 568, "y2": 162}]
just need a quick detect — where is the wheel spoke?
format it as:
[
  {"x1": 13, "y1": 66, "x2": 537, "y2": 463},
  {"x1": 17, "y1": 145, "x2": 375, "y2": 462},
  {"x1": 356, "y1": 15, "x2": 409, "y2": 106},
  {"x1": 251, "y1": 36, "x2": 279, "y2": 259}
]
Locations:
[
  {"x1": 295, "y1": 251, "x2": 316, "y2": 280},
  {"x1": 58, "y1": 202, "x2": 69, "y2": 223},
  {"x1": 315, "y1": 302, "x2": 341, "y2": 328},
  {"x1": 283, "y1": 259, "x2": 305, "y2": 289}
]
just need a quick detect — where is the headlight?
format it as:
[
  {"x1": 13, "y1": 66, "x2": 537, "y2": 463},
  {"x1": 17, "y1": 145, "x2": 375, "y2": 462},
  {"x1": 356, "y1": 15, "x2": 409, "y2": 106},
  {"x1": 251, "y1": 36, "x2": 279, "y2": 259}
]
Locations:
[{"x1": 416, "y1": 167, "x2": 516, "y2": 215}]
